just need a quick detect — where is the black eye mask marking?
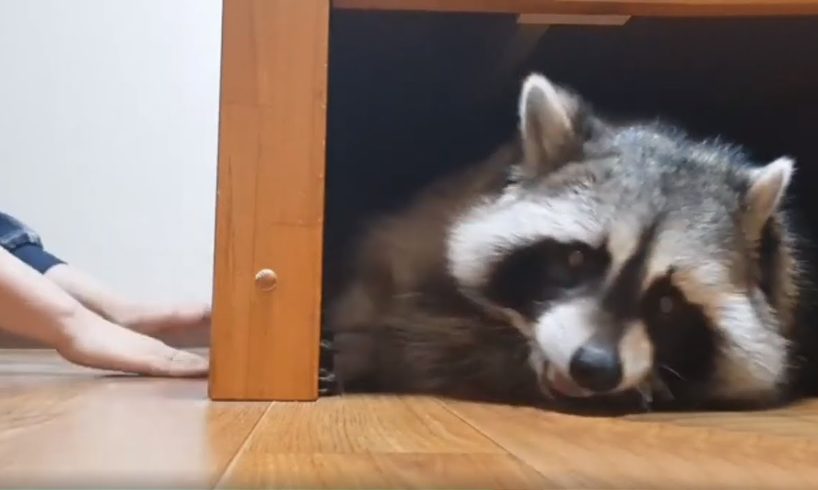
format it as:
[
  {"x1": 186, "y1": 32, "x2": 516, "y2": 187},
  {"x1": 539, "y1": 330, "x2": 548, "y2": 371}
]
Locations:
[
  {"x1": 757, "y1": 218, "x2": 780, "y2": 305},
  {"x1": 602, "y1": 221, "x2": 660, "y2": 321},
  {"x1": 641, "y1": 273, "x2": 720, "y2": 400},
  {"x1": 484, "y1": 238, "x2": 610, "y2": 320}
]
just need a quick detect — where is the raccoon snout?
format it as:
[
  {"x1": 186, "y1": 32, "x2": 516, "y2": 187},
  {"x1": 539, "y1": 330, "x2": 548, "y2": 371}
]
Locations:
[{"x1": 568, "y1": 344, "x2": 623, "y2": 393}]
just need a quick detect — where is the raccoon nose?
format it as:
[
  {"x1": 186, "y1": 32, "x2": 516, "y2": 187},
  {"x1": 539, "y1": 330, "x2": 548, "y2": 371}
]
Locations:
[{"x1": 569, "y1": 344, "x2": 622, "y2": 393}]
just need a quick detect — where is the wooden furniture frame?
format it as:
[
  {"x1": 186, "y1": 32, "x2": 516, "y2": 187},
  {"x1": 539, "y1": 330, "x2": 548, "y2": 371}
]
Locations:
[{"x1": 209, "y1": 0, "x2": 818, "y2": 401}]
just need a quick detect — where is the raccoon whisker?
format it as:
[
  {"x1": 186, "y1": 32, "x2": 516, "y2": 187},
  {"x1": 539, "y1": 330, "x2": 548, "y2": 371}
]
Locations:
[
  {"x1": 541, "y1": 387, "x2": 556, "y2": 401},
  {"x1": 650, "y1": 373, "x2": 676, "y2": 402},
  {"x1": 639, "y1": 395, "x2": 653, "y2": 413},
  {"x1": 636, "y1": 381, "x2": 654, "y2": 412},
  {"x1": 659, "y1": 364, "x2": 685, "y2": 382},
  {"x1": 392, "y1": 292, "x2": 422, "y2": 300}
]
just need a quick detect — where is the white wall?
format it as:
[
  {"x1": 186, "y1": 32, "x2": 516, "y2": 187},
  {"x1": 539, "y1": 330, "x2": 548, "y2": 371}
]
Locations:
[{"x1": 0, "y1": 0, "x2": 222, "y2": 303}]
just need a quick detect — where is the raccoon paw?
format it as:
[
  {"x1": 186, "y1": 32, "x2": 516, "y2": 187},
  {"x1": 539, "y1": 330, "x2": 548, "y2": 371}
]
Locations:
[
  {"x1": 320, "y1": 338, "x2": 335, "y2": 366},
  {"x1": 318, "y1": 337, "x2": 340, "y2": 396},
  {"x1": 319, "y1": 367, "x2": 339, "y2": 396}
]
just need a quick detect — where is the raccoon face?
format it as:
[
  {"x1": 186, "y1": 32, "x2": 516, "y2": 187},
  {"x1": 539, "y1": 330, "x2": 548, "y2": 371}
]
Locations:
[{"x1": 447, "y1": 73, "x2": 795, "y2": 408}]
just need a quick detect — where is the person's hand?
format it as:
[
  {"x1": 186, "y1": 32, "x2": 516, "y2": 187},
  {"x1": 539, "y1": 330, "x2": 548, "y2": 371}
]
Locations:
[
  {"x1": 0, "y1": 246, "x2": 208, "y2": 376},
  {"x1": 55, "y1": 307, "x2": 209, "y2": 377}
]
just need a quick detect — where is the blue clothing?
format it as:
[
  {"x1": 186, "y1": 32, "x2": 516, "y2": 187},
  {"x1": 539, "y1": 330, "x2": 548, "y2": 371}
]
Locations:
[{"x1": 0, "y1": 212, "x2": 64, "y2": 273}]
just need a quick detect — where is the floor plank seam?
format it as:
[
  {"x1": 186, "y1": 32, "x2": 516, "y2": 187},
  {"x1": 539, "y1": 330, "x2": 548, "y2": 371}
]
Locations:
[
  {"x1": 435, "y1": 400, "x2": 547, "y2": 481},
  {"x1": 212, "y1": 400, "x2": 274, "y2": 489}
]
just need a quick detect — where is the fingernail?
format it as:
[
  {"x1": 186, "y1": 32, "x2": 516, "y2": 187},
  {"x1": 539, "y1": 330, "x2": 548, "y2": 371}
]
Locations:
[{"x1": 171, "y1": 351, "x2": 209, "y2": 376}]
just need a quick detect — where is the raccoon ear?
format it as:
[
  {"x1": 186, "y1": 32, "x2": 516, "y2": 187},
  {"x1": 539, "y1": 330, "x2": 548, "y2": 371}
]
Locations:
[
  {"x1": 744, "y1": 156, "x2": 794, "y2": 235},
  {"x1": 518, "y1": 73, "x2": 579, "y2": 177}
]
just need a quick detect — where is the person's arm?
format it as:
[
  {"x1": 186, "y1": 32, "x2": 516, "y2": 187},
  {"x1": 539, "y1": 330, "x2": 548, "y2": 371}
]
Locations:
[
  {"x1": 0, "y1": 245, "x2": 80, "y2": 345},
  {"x1": 0, "y1": 246, "x2": 207, "y2": 376}
]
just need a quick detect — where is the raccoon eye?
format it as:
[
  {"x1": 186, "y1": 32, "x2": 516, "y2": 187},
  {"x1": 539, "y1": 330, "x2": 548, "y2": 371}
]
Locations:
[
  {"x1": 567, "y1": 249, "x2": 585, "y2": 268},
  {"x1": 640, "y1": 277, "x2": 680, "y2": 321},
  {"x1": 483, "y1": 239, "x2": 610, "y2": 320},
  {"x1": 658, "y1": 296, "x2": 675, "y2": 315},
  {"x1": 504, "y1": 169, "x2": 520, "y2": 187}
]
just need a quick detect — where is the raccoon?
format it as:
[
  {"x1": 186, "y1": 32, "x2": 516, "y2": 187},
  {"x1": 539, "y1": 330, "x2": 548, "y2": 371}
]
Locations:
[{"x1": 323, "y1": 73, "x2": 818, "y2": 411}]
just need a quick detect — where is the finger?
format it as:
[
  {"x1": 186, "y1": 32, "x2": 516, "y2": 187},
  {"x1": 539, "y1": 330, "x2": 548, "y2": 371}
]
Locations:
[{"x1": 56, "y1": 312, "x2": 209, "y2": 377}]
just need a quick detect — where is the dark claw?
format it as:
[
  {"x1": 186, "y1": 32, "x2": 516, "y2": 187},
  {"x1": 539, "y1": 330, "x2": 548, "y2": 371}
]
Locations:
[
  {"x1": 320, "y1": 338, "x2": 335, "y2": 369},
  {"x1": 320, "y1": 368, "x2": 336, "y2": 382},
  {"x1": 318, "y1": 333, "x2": 339, "y2": 396},
  {"x1": 320, "y1": 338, "x2": 336, "y2": 353},
  {"x1": 319, "y1": 367, "x2": 339, "y2": 396}
]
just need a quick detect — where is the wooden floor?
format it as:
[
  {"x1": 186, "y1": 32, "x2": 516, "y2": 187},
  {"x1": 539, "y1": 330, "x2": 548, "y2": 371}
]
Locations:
[{"x1": 3, "y1": 351, "x2": 818, "y2": 489}]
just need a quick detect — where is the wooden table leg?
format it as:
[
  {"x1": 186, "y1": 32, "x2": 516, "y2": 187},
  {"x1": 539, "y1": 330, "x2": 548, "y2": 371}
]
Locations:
[{"x1": 209, "y1": 0, "x2": 330, "y2": 401}]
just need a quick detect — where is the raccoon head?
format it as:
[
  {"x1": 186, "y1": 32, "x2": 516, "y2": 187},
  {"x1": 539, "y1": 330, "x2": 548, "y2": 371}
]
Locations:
[{"x1": 447, "y1": 73, "x2": 798, "y2": 409}]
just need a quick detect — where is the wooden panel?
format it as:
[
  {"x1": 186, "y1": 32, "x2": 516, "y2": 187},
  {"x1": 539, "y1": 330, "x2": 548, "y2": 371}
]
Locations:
[
  {"x1": 217, "y1": 395, "x2": 548, "y2": 488},
  {"x1": 219, "y1": 453, "x2": 548, "y2": 489},
  {"x1": 244, "y1": 225, "x2": 323, "y2": 398},
  {"x1": 445, "y1": 400, "x2": 818, "y2": 488},
  {"x1": 626, "y1": 409, "x2": 818, "y2": 439},
  {"x1": 210, "y1": 0, "x2": 330, "y2": 401},
  {"x1": 334, "y1": 0, "x2": 818, "y2": 16},
  {"x1": 0, "y1": 350, "x2": 267, "y2": 488},
  {"x1": 227, "y1": 395, "x2": 504, "y2": 454},
  {"x1": 8, "y1": 353, "x2": 818, "y2": 489},
  {"x1": 255, "y1": 105, "x2": 326, "y2": 225}
]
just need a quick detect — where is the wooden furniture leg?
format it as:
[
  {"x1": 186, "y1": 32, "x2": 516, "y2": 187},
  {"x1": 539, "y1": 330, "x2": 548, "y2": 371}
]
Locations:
[{"x1": 209, "y1": 0, "x2": 330, "y2": 401}]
